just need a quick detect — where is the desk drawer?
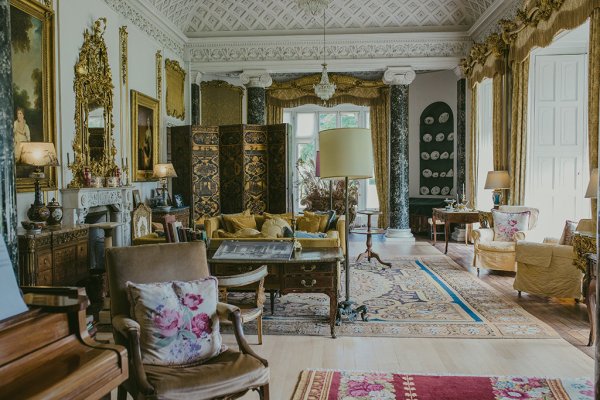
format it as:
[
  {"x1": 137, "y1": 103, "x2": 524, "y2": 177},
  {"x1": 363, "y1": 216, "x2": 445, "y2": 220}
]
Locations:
[
  {"x1": 212, "y1": 264, "x2": 280, "y2": 276},
  {"x1": 284, "y1": 275, "x2": 333, "y2": 290},
  {"x1": 284, "y1": 263, "x2": 335, "y2": 275}
]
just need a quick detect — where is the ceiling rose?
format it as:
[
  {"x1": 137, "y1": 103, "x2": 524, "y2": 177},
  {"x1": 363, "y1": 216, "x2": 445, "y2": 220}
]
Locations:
[{"x1": 297, "y1": 0, "x2": 331, "y2": 15}]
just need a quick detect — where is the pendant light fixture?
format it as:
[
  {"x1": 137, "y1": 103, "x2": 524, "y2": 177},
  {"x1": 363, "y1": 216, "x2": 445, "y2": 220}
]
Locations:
[
  {"x1": 297, "y1": 0, "x2": 330, "y2": 16},
  {"x1": 313, "y1": 8, "x2": 335, "y2": 101}
]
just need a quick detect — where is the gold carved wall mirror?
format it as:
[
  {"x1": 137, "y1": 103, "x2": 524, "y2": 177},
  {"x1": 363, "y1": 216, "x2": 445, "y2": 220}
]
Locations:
[{"x1": 68, "y1": 18, "x2": 117, "y2": 187}]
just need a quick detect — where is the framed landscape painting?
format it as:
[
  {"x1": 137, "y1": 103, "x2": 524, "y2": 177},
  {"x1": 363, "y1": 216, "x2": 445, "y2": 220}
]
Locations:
[
  {"x1": 10, "y1": 0, "x2": 56, "y2": 192},
  {"x1": 131, "y1": 90, "x2": 159, "y2": 182}
]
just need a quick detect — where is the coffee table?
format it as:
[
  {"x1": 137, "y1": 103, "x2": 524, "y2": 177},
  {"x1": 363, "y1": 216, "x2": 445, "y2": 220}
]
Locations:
[{"x1": 208, "y1": 245, "x2": 342, "y2": 338}]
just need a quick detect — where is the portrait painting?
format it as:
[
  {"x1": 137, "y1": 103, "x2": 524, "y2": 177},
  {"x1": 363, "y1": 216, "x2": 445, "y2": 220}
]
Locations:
[
  {"x1": 131, "y1": 90, "x2": 159, "y2": 182},
  {"x1": 10, "y1": 0, "x2": 56, "y2": 192}
]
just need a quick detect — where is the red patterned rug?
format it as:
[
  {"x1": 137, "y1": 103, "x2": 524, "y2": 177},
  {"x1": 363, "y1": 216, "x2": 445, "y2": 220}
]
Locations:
[{"x1": 291, "y1": 369, "x2": 593, "y2": 400}]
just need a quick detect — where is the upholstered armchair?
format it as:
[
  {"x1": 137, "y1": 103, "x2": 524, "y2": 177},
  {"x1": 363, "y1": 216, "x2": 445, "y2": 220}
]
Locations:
[
  {"x1": 105, "y1": 242, "x2": 270, "y2": 400},
  {"x1": 472, "y1": 206, "x2": 539, "y2": 274},
  {"x1": 514, "y1": 219, "x2": 593, "y2": 299}
]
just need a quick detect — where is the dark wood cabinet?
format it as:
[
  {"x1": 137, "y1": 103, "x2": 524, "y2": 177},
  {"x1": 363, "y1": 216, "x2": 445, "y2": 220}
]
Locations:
[{"x1": 18, "y1": 225, "x2": 89, "y2": 286}]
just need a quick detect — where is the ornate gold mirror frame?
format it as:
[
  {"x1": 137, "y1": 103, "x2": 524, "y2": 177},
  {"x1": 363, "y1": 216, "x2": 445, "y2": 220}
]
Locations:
[{"x1": 68, "y1": 18, "x2": 117, "y2": 187}]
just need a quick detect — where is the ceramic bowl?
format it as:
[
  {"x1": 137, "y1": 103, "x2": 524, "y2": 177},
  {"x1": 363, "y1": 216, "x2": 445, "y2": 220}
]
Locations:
[
  {"x1": 431, "y1": 186, "x2": 441, "y2": 195},
  {"x1": 423, "y1": 134, "x2": 432, "y2": 142},
  {"x1": 439, "y1": 112, "x2": 449, "y2": 123},
  {"x1": 421, "y1": 152, "x2": 430, "y2": 160},
  {"x1": 422, "y1": 169, "x2": 432, "y2": 178},
  {"x1": 432, "y1": 172, "x2": 439, "y2": 178},
  {"x1": 440, "y1": 172, "x2": 446, "y2": 177},
  {"x1": 447, "y1": 132, "x2": 455, "y2": 141},
  {"x1": 435, "y1": 133, "x2": 445, "y2": 142},
  {"x1": 420, "y1": 186, "x2": 430, "y2": 195},
  {"x1": 441, "y1": 186, "x2": 450, "y2": 195},
  {"x1": 440, "y1": 151, "x2": 449, "y2": 159},
  {"x1": 424, "y1": 116, "x2": 434, "y2": 125},
  {"x1": 430, "y1": 151, "x2": 440, "y2": 160}
]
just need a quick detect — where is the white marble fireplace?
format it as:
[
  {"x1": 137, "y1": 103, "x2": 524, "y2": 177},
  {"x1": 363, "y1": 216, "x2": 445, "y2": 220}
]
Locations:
[{"x1": 61, "y1": 186, "x2": 133, "y2": 247}]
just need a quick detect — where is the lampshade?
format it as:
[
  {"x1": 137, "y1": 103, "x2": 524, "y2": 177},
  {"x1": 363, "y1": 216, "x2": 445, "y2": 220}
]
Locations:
[
  {"x1": 484, "y1": 170, "x2": 510, "y2": 190},
  {"x1": 315, "y1": 150, "x2": 321, "y2": 177},
  {"x1": 319, "y1": 128, "x2": 373, "y2": 179},
  {"x1": 585, "y1": 168, "x2": 598, "y2": 199},
  {"x1": 18, "y1": 142, "x2": 59, "y2": 167},
  {"x1": 152, "y1": 163, "x2": 177, "y2": 178}
]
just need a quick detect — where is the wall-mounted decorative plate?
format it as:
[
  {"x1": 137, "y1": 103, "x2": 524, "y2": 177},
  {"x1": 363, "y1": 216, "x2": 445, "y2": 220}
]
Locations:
[
  {"x1": 421, "y1": 152, "x2": 430, "y2": 160},
  {"x1": 420, "y1": 186, "x2": 430, "y2": 195},
  {"x1": 423, "y1": 134, "x2": 432, "y2": 142},
  {"x1": 422, "y1": 169, "x2": 432, "y2": 178},
  {"x1": 424, "y1": 116, "x2": 434, "y2": 125},
  {"x1": 439, "y1": 112, "x2": 449, "y2": 123}
]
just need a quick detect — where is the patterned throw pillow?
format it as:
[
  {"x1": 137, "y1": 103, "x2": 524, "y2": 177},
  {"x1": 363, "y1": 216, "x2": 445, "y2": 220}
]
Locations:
[
  {"x1": 221, "y1": 210, "x2": 252, "y2": 232},
  {"x1": 492, "y1": 210, "x2": 531, "y2": 242},
  {"x1": 559, "y1": 220, "x2": 578, "y2": 245},
  {"x1": 261, "y1": 217, "x2": 291, "y2": 238},
  {"x1": 304, "y1": 211, "x2": 333, "y2": 232},
  {"x1": 127, "y1": 277, "x2": 222, "y2": 367},
  {"x1": 296, "y1": 213, "x2": 321, "y2": 233}
]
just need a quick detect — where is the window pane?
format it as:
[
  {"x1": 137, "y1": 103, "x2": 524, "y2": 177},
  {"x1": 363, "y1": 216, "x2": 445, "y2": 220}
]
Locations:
[
  {"x1": 340, "y1": 112, "x2": 359, "y2": 128},
  {"x1": 283, "y1": 112, "x2": 292, "y2": 124},
  {"x1": 366, "y1": 172, "x2": 379, "y2": 209},
  {"x1": 296, "y1": 143, "x2": 316, "y2": 209},
  {"x1": 365, "y1": 111, "x2": 370, "y2": 128},
  {"x1": 296, "y1": 113, "x2": 315, "y2": 138},
  {"x1": 319, "y1": 113, "x2": 336, "y2": 131}
]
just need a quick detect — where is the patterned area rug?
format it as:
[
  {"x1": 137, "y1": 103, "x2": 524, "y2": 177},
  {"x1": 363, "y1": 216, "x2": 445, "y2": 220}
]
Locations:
[
  {"x1": 291, "y1": 369, "x2": 593, "y2": 400},
  {"x1": 233, "y1": 255, "x2": 559, "y2": 339}
]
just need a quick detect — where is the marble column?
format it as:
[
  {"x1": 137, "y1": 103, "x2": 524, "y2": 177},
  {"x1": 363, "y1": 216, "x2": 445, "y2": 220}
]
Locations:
[
  {"x1": 456, "y1": 75, "x2": 467, "y2": 196},
  {"x1": 191, "y1": 83, "x2": 200, "y2": 125},
  {"x1": 0, "y1": 0, "x2": 19, "y2": 275},
  {"x1": 240, "y1": 70, "x2": 272, "y2": 125},
  {"x1": 383, "y1": 67, "x2": 415, "y2": 241}
]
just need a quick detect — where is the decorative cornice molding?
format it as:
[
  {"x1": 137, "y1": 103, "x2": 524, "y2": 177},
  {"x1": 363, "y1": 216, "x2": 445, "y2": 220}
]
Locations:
[
  {"x1": 101, "y1": 0, "x2": 186, "y2": 57},
  {"x1": 383, "y1": 67, "x2": 416, "y2": 85},
  {"x1": 469, "y1": 0, "x2": 522, "y2": 43},
  {"x1": 239, "y1": 70, "x2": 273, "y2": 88},
  {"x1": 185, "y1": 32, "x2": 472, "y2": 66}
]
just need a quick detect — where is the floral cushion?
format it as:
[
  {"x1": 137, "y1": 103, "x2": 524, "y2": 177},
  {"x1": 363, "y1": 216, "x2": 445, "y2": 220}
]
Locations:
[
  {"x1": 492, "y1": 210, "x2": 531, "y2": 242},
  {"x1": 559, "y1": 220, "x2": 578, "y2": 246},
  {"x1": 127, "y1": 277, "x2": 222, "y2": 367}
]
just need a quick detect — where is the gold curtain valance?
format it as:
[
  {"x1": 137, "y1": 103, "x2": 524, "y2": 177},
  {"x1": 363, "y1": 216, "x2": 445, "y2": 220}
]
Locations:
[
  {"x1": 267, "y1": 74, "x2": 387, "y2": 108},
  {"x1": 503, "y1": 0, "x2": 600, "y2": 63},
  {"x1": 462, "y1": 33, "x2": 508, "y2": 85}
]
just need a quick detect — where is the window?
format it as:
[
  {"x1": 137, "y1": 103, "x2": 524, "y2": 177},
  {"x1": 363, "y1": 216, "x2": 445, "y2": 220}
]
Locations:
[
  {"x1": 476, "y1": 79, "x2": 494, "y2": 211},
  {"x1": 285, "y1": 104, "x2": 375, "y2": 211}
]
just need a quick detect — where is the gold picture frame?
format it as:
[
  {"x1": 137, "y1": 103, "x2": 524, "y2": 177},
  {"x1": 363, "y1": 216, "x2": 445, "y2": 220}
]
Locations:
[
  {"x1": 200, "y1": 80, "x2": 243, "y2": 126},
  {"x1": 10, "y1": 0, "x2": 56, "y2": 192},
  {"x1": 165, "y1": 59, "x2": 185, "y2": 120},
  {"x1": 131, "y1": 90, "x2": 159, "y2": 182}
]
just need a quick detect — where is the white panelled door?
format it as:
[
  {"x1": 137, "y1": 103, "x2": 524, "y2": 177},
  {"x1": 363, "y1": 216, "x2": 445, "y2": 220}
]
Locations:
[{"x1": 526, "y1": 54, "x2": 589, "y2": 238}]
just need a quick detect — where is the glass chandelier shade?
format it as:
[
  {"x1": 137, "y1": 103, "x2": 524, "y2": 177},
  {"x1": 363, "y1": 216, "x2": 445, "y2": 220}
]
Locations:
[{"x1": 313, "y1": 7, "x2": 335, "y2": 101}]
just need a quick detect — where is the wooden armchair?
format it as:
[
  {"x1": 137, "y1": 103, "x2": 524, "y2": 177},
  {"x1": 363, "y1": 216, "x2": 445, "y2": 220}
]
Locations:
[
  {"x1": 218, "y1": 265, "x2": 268, "y2": 345},
  {"x1": 131, "y1": 204, "x2": 165, "y2": 246},
  {"x1": 105, "y1": 242, "x2": 269, "y2": 400}
]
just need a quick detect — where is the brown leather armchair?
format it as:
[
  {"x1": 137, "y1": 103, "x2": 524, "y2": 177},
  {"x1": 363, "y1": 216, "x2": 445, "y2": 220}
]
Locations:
[{"x1": 106, "y1": 242, "x2": 270, "y2": 400}]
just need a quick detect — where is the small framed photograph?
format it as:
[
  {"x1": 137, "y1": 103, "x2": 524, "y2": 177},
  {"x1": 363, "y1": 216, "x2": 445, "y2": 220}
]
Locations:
[
  {"x1": 173, "y1": 193, "x2": 184, "y2": 208},
  {"x1": 132, "y1": 189, "x2": 141, "y2": 207}
]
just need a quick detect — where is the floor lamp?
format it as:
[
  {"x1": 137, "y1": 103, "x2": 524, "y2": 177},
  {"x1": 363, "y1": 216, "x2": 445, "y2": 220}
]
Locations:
[{"x1": 319, "y1": 128, "x2": 373, "y2": 324}]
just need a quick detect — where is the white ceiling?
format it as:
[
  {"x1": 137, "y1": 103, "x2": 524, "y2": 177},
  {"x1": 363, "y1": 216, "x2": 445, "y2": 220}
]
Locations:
[{"x1": 141, "y1": 0, "x2": 499, "y2": 38}]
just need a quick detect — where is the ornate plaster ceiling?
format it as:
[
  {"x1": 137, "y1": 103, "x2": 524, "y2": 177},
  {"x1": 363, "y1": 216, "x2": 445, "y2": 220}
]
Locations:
[{"x1": 142, "y1": 0, "x2": 497, "y2": 37}]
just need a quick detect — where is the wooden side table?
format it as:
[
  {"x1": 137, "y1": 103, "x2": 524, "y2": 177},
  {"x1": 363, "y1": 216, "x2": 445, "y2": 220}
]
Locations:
[
  {"x1": 432, "y1": 208, "x2": 480, "y2": 254},
  {"x1": 351, "y1": 210, "x2": 391, "y2": 268}
]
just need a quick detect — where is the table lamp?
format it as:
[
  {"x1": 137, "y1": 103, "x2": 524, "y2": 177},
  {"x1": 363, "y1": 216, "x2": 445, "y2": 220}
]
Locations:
[
  {"x1": 152, "y1": 163, "x2": 177, "y2": 211},
  {"x1": 319, "y1": 128, "x2": 373, "y2": 324},
  {"x1": 484, "y1": 170, "x2": 510, "y2": 209},
  {"x1": 18, "y1": 142, "x2": 59, "y2": 223}
]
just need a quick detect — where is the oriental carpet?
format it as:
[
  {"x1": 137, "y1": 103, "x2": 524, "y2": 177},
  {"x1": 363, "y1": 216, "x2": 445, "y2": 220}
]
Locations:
[
  {"x1": 233, "y1": 255, "x2": 558, "y2": 339},
  {"x1": 291, "y1": 369, "x2": 593, "y2": 400}
]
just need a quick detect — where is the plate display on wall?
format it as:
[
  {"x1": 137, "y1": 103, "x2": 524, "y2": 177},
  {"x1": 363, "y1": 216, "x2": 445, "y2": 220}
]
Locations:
[{"x1": 419, "y1": 101, "x2": 454, "y2": 197}]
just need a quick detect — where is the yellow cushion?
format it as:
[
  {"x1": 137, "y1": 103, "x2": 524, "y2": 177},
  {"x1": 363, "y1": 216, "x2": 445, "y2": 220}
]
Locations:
[
  {"x1": 297, "y1": 214, "x2": 321, "y2": 233},
  {"x1": 261, "y1": 217, "x2": 291, "y2": 238},
  {"x1": 303, "y1": 211, "x2": 329, "y2": 232},
  {"x1": 222, "y1": 210, "x2": 253, "y2": 232},
  {"x1": 263, "y1": 212, "x2": 293, "y2": 224}
]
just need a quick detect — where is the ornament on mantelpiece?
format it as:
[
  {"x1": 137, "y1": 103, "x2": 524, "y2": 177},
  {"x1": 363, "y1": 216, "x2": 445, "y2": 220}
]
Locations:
[{"x1": 47, "y1": 198, "x2": 63, "y2": 227}]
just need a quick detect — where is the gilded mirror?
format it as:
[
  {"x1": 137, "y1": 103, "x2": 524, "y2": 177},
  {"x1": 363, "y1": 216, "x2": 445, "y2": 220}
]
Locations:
[{"x1": 68, "y1": 18, "x2": 117, "y2": 187}]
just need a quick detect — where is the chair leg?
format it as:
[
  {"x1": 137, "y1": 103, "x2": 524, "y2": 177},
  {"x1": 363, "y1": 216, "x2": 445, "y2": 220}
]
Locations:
[
  {"x1": 257, "y1": 315, "x2": 263, "y2": 345},
  {"x1": 117, "y1": 386, "x2": 127, "y2": 400},
  {"x1": 477, "y1": 268, "x2": 480, "y2": 277},
  {"x1": 259, "y1": 384, "x2": 270, "y2": 400},
  {"x1": 518, "y1": 291, "x2": 521, "y2": 298}
]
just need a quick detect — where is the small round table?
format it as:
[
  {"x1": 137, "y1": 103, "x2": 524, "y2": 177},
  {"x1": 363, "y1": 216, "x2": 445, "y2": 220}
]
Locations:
[{"x1": 351, "y1": 210, "x2": 391, "y2": 268}]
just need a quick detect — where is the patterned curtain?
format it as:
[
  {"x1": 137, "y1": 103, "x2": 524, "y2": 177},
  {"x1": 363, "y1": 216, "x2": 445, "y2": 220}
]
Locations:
[
  {"x1": 589, "y1": 8, "x2": 600, "y2": 218},
  {"x1": 492, "y1": 74, "x2": 506, "y2": 171},
  {"x1": 266, "y1": 74, "x2": 390, "y2": 227},
  {"x1": 509, "y1": 58, "x2": 530, "y2": 206},
  {"x1": 468, "y1": 83, "x2": 478, "y2": 209}
]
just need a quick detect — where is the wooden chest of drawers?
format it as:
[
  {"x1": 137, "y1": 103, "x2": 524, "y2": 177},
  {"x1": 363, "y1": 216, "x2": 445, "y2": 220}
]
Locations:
[
  {"x1": 18, "y1": 225, "x2": 89, "y2": 286},
  {"x1": 209, "y1": 247, "x2": 342, "y2": 337}
]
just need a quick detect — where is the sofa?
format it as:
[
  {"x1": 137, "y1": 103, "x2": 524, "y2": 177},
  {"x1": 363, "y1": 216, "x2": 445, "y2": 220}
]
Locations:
[
  {"x1": 513, "y1": 219, "x2": 593, "y2": 299},
  {"x1": 203, "y1": 213, "x2": 346, "y2": 254}
]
